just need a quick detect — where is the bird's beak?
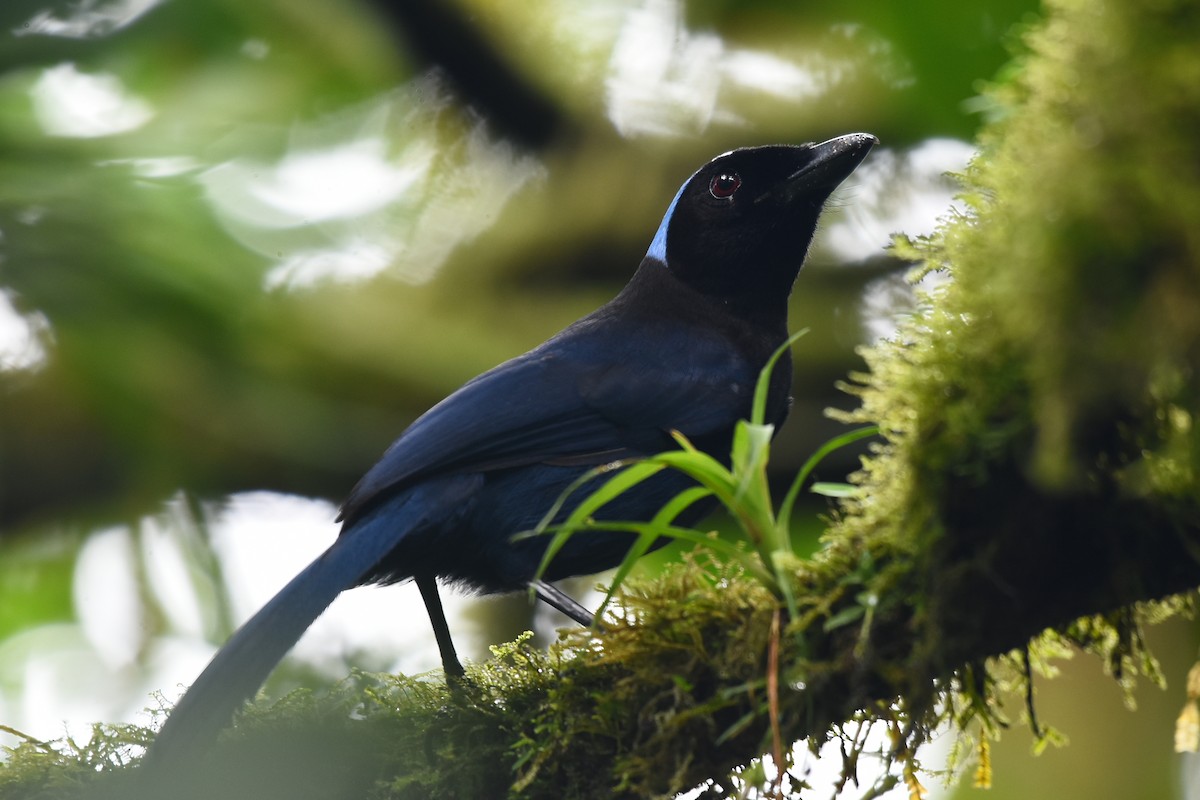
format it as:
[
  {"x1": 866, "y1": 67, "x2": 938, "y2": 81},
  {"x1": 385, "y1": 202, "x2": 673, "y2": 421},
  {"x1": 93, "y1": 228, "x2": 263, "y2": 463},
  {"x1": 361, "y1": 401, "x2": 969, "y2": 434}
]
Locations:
[{"x1": 768, "y1": 133, "x2": 878, "y2": 202}]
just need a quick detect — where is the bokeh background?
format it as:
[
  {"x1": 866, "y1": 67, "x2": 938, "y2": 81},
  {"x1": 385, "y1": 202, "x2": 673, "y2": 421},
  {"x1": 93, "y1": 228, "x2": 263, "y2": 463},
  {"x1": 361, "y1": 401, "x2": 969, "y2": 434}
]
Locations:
[{"x1": 0, "y1": 0, "x2": 1195, "y2": 797}]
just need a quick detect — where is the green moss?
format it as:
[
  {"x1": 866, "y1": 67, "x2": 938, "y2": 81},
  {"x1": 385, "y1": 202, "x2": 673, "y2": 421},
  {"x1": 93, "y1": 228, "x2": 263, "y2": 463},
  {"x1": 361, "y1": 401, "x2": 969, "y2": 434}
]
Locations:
[
  {"x1": 4, "y1": 0, "x2": 1200, "y2": 796},
  {"x1": 826, "y1": 0, "x2": 1200, "y2": 773}
]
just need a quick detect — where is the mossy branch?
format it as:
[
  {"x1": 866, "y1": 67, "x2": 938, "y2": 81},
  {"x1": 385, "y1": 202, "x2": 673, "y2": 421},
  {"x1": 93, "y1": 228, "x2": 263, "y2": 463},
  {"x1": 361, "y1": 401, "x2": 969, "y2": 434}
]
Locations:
[{"x1": 4, "y1": 0, "x2": 1200, "y2": 797}]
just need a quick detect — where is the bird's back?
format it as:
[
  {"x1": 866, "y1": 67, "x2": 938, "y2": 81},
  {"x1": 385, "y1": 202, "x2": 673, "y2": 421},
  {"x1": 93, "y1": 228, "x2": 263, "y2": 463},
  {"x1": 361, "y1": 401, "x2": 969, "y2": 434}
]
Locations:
[{"x1": 344, "y1": 262, "x2": 792, "y2": 591}]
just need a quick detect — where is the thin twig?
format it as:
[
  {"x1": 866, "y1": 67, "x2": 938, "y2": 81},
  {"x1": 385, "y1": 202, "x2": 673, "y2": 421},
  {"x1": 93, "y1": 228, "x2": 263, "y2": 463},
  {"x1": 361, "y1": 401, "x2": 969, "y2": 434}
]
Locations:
[{"x1": 767, "y1": 607, "x2": 785, "y2": 800}]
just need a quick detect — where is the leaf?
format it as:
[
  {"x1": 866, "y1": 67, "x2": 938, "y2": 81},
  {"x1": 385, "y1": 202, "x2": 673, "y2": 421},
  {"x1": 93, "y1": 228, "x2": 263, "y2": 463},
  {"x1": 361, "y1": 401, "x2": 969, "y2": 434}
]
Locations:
[
  {"x1": 778, "y1": 426, "x2": 878, "y2": 532},
  {"x1": 823, "y1": 604, "x2": 866, "y2": 632},
  {"x1": 594, "y1": 485, "x2": 714, "y2": 618},
  {"x1": 715, "y1": 710, "x2": 758, "y2": 746},
  {"x1": 810, "y1": 482, "x2": 859, "y2": 498},
  {"x1": 528, "y1": 459, "x2": 666, "y2": 588},
  {"x1": 750, "y1": 329, "x2": 808, "y2": 426}
]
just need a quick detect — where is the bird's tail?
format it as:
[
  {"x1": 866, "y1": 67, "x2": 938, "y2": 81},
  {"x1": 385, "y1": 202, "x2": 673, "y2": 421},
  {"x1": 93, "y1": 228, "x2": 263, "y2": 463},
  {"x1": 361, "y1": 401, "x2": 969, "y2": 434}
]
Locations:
[{"x1": 143, "y1": 508, "x2": 413, "y2": 769}]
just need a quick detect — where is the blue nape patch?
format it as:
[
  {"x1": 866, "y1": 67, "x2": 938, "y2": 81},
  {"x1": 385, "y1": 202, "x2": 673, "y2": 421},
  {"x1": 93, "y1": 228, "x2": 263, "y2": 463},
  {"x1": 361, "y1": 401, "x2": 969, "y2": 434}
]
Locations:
[{"x1": 646, "y1": 176, "x2": 691, "y2": 266}]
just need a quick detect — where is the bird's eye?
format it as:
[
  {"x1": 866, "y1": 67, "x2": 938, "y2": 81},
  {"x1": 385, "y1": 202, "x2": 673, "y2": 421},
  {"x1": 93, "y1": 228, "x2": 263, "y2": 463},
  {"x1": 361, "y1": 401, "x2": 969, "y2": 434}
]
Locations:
[{"x1": 709, "y1": 172, "x2": 741, "y2": 199}]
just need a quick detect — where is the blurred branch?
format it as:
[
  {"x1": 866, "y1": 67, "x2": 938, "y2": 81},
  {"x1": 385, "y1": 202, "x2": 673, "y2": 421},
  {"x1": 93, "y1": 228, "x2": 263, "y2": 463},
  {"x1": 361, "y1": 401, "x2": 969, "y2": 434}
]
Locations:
[
  {"x1": 2, "y1": 484, "x2": 1197, "y2": 799},
  {"x1": 366, "y1": 0, "x2": 566, "y2": 149},
  {"x1": 3, "y1": 0, "x2": 1200, "y2": 793}
]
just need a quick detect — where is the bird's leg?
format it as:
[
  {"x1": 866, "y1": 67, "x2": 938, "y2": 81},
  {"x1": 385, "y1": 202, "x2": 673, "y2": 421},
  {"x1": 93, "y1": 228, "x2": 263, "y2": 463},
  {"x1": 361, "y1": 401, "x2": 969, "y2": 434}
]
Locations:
[
  {"x1": 416, "y1": 574, "x2": 465, "y2": 677},
  {"x1": 532, "y1": 579, "x2": 599, "y2": 628}
]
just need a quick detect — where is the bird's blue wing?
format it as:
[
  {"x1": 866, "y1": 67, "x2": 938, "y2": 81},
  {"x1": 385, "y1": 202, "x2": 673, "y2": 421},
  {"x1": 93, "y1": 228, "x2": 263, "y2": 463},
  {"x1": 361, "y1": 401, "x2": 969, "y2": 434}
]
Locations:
[{"x1": 339, "y1": 314, "x2": 755, "y2": 524}]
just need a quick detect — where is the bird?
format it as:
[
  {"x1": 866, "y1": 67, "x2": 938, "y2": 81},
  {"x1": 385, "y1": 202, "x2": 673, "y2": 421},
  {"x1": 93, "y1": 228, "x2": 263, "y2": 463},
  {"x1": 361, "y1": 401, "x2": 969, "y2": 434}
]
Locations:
[{"x1": 145, "y1": 132, "x2": 877, "y2": 765}]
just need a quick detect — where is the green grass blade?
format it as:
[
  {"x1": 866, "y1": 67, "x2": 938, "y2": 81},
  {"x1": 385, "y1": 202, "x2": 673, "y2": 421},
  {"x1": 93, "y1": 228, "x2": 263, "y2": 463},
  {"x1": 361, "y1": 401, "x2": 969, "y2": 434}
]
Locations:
[
  {"x1": 560, "y1": 460, "x2": 667, "y2": 525},
  {"x1": 777, "y1": 425, "x2": 878, "y2": 533},
  {"x1": 535, "y1": 519, "x2": 777, "y2": 587},
  {"x1": 529, "y1": 460, "x2": 666, "y2": 587},
  {"x1": 529, "y1": 458, "x2": 638, "y2": 535},
  {"x1": 530, "y1": 441, "x2": 743, "y2": 588},
  {"x1": 731, "y1": 421, "x2": 775, "y2": 518},
  {"x1": 810, "y1": 482, "x2": 860, "y2": 498},
  {"x1": 750, "y1": 329, "x2": 807, "y2": 425},
  {"x1": 770, "y1": 549, "x2": 801, "y2": 620},
  {"x1": 594, "y1": 485, "x2": 713, "y2": 618},
  {"x1": 650, "y1": 450, "x2": 740, "y2": 508}
]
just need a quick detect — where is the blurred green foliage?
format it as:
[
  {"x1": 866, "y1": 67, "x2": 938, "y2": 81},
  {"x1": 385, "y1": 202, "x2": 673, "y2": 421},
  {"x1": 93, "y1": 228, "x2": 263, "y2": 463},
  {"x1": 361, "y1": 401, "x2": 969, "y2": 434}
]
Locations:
[
  {"x1": 831, "y1": 0, "x2": 1200, "y2": 794},
  {"x1": 11, "y1": 0, "x2": 1196, "y2": 799},
  {"x1": 0, "y1": 0, "x2": 1037, "y2": 532}
]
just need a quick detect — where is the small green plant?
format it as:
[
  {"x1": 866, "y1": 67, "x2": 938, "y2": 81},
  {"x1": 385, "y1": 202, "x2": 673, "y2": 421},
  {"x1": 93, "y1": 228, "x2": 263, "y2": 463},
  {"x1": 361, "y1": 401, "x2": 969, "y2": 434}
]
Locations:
[{"x1": 529, "y1": 330, "x2": 877, "y2": 621}]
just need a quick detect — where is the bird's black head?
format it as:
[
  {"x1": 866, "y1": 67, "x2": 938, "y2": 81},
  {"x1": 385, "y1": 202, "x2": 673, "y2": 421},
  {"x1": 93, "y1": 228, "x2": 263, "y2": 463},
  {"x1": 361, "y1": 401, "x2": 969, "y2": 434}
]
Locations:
[{"x1": 646, "y1": 133, "x2": 876, "y2": 317}]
